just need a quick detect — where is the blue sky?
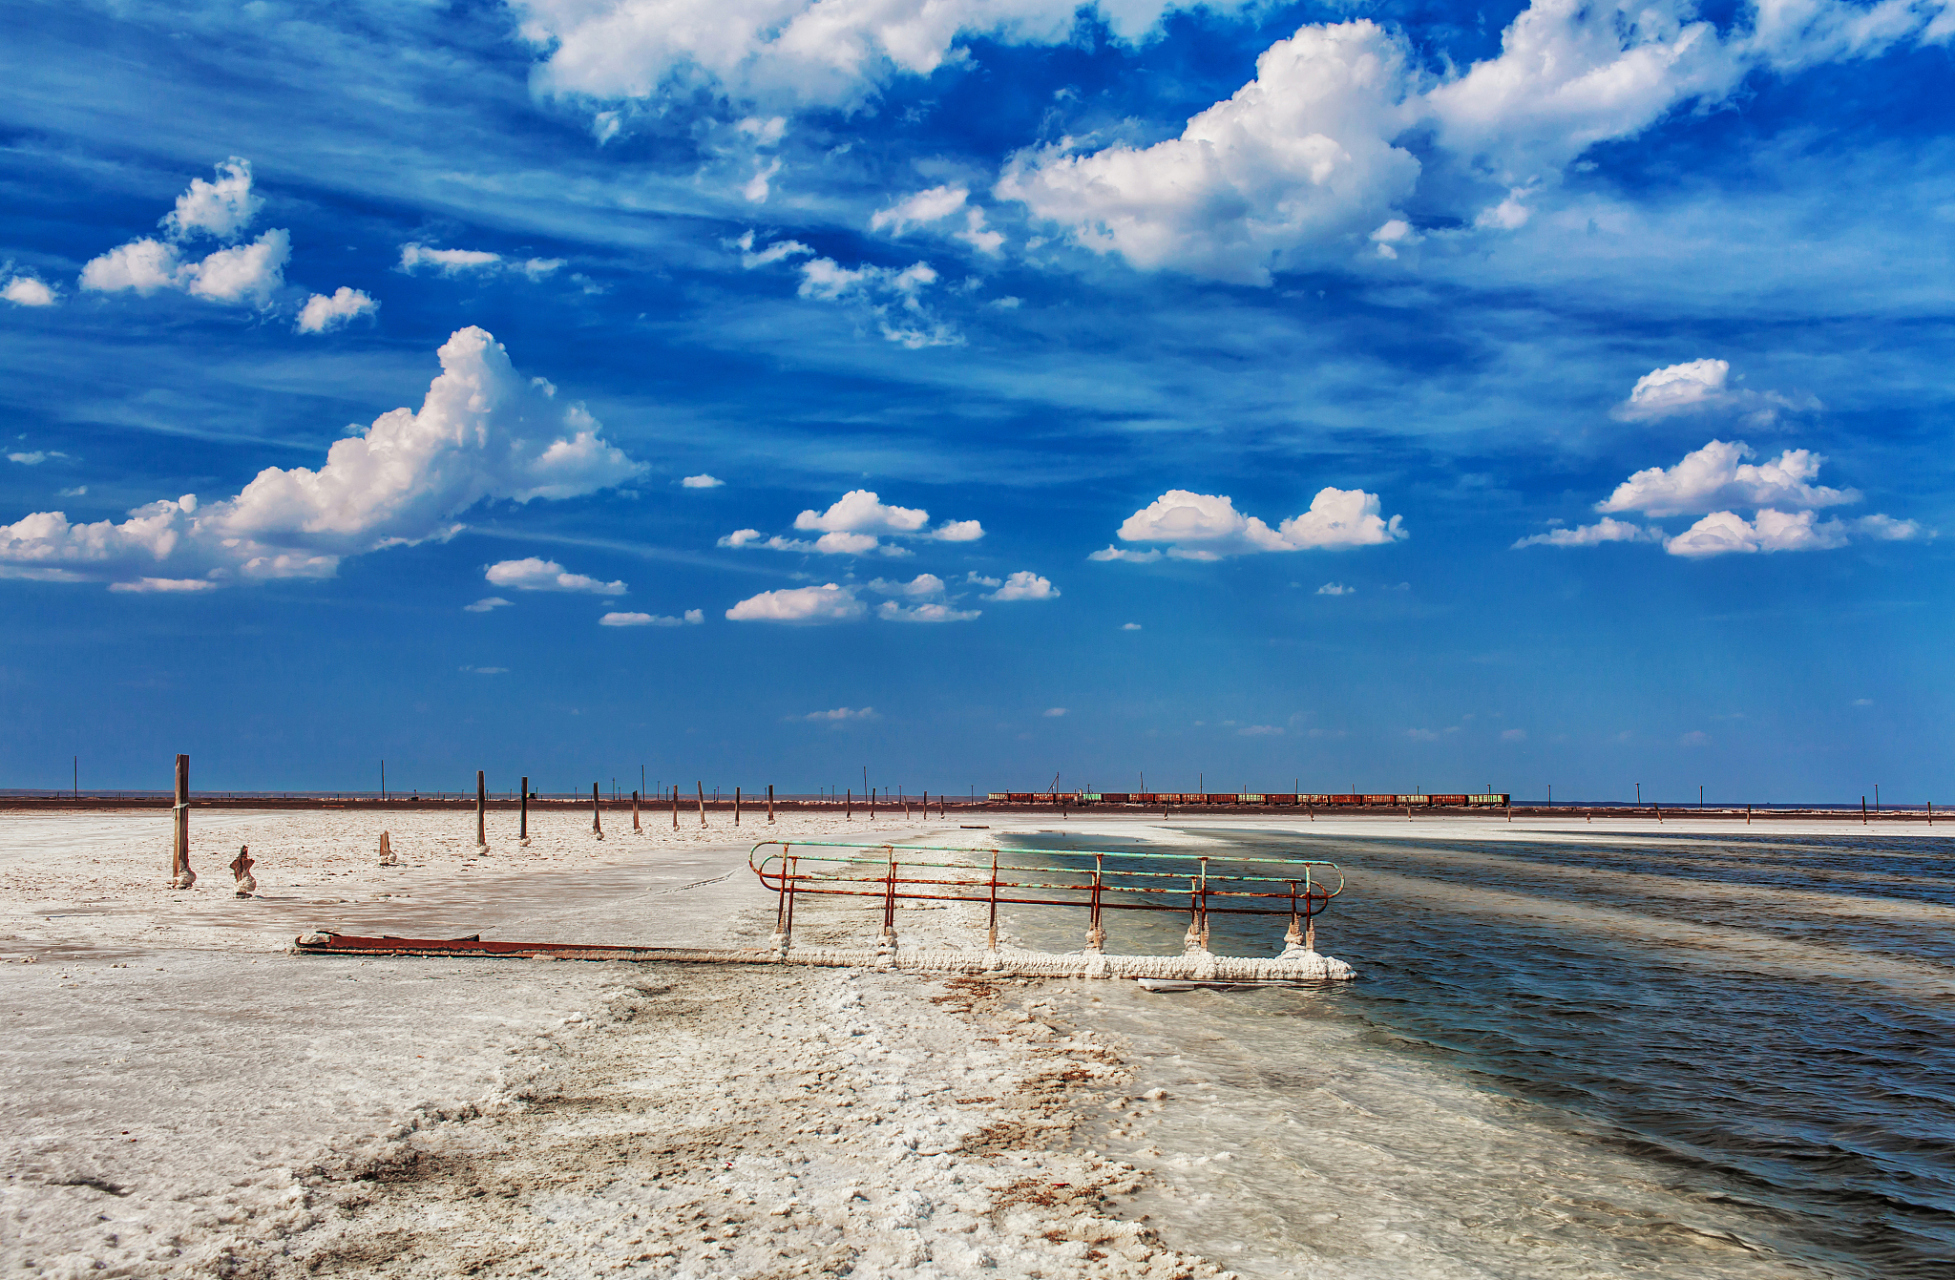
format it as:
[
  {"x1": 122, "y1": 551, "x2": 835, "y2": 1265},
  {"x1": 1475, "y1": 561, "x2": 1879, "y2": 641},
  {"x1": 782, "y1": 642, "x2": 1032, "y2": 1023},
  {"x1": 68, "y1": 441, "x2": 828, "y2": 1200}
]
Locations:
[{"x1": 1, "y1": 0, "x2": 1949, "y2": 801}]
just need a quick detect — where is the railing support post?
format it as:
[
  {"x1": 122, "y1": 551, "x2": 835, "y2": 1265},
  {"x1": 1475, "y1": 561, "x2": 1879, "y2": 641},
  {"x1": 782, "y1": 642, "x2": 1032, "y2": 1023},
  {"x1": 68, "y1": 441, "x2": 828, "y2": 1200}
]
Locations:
[
  {"x1": 880, "y1": 845, "x2": 898, "y2": 952},
  {"x1": 1087, "y1": 853, "x2": 1106, "y2": 951},
  {"x1": 987, "y1": 849, "x2": 999, "y2": 951}
]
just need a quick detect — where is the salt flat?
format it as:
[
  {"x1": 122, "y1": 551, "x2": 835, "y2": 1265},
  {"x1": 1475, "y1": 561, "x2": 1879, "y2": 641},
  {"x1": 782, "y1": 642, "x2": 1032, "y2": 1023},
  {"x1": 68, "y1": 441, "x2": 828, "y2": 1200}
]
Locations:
[{"x1": 0, "y1": 808, "x2": 1242, "y2": 1279}]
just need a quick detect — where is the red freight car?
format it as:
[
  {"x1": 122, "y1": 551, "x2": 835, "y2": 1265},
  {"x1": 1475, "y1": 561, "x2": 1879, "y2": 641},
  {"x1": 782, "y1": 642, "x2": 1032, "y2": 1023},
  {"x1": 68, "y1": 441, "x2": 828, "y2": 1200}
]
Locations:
[
  {"x1": 1362, "y1": 794, "x2": 1397, "y2": 806},
  {"x1": 1428, "y1": 794, "x2": 1469, "y2": 806},
  {"x1": 1098, "y1": 793, "x2": 1132, "y2": 803},
  {"x1": 1327, "y1": 794, "x2": 1362, "y2": 805}
]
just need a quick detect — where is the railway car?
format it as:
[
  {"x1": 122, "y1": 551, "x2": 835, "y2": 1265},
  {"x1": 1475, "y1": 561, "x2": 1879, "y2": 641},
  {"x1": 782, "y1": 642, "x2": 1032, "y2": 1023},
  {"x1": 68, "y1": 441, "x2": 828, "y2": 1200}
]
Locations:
[
  {"x1": 1097, "y1": 793, "x2": 1131, "y2": 803},
  {"x1": 1395, "y1": 795, "x2": 1430, "y2": 806},
  {"x1": 1467, "y1": 793, "x2": 1510, "y2": 806},
  {"x1": 1429, "y1": 794, "x2": 1469, "y2": 806},
  {"x1": 1362, "y1": 794, "x2": 1397, "y2": 806},
  {"x1": 987, "y1": 792, "x2": 1008, "y2": 801},
  {"x1": 1327, "y1": 794, "x2": 1362, "y2": 806}
]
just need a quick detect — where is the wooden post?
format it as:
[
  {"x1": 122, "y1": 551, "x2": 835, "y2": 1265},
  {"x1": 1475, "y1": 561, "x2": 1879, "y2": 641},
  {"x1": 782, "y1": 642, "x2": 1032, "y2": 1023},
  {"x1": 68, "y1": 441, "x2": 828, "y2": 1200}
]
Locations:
[
  {"x1": 768, "y1": 783, "x2": 775, "y2": 823},
  {"x1": 735, "y1": 786, "x2": 741, "y2": 826},
  {"x1": 592, "y1": 782, "x2": 603, "y2": 837},
  {"x1": 632, "y1": 789, "x2": 641, "y2": 831},
  {"x1": 846, "y1": 788, "x2": 852, "y2": 820},
  {"x1": 671, "y1": 784, "x2": 678, "y2": 828},
  {"x1": 520, "y1": 776, "x2": 529, "y2": 840},
  {"x1": 476, "y1": 770, "x2": 486, "y2": 848},
  {"x1": 169, "y1": 753, "x2": 192, "y2": 887},
  {"x1": 1862, "y1": 795, "x2": 1868, "y2": 824},
  {"x1": 697, "y1": 781, "x2": 707, "y2": 827}
]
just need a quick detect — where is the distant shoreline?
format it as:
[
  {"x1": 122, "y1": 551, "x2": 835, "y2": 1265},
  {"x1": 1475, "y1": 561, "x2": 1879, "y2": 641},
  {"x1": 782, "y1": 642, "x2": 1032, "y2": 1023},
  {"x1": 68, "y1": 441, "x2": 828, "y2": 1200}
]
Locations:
[{"x1": 0, "y1": 795, "x2": 1939, "y2": 821}]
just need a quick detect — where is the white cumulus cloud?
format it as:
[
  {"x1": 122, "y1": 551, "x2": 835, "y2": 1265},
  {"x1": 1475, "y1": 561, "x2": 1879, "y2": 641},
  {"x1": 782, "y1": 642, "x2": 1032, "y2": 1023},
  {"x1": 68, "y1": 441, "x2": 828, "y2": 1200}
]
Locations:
[
  {"x1": 82, "y1": 230, "x2": 290, "y2": 307},
  {"x1": 1662, "y1": 509, "x2": 1851, "y2": 557},
  {"x1": 0, "y1": 328, "x2": 643, "y2": 590},
  {"x1": 1612, "y1": 358, "x2": 1816, "y2": 423},
  {"x1": 296, "y1": 287, "x2": 378, "y2": 334},
  {"x1": 985, "y1": 571, "x2": 1057, "y2": 601},
  {"x1": 513, "y1": 0, "x2": 1234, "y2": 112},
  {"x1": 79, "y1": 160, "x2": 294, "y2": 308},
  {"x1": 999, "y1": 20, "x2": 1420, "y2": 286},
  {"x1": 161, "y1": 157, "x2": 262, "y2": 240},
  {"x1": 727, "y1": 489, "x2": 983, "y2": 556},
  {"x1": 465, "y1": 596, "x2": 513, "y2": 612},
  {"x1": 1517, "y1": 438, "x2": 1926, "y2": 558},
  {"x1": 1106, "y1": 488, "x2": 1405, "y2": 559},
  {"x1": 2, "y1": 275, "x2": 57, "y2": 307},
  {"x1": 682, "y1": 474, "x2": 725, "y2": 488},
  {"x1": 726, "y1": 582, "x2": 867, "y2": 622},
  {"x1": 486, "y1": 557, "x2": 627, "y2": 595},
  {"x1": 1599, "y1": 440, "x2": 1858, "y2": 516},
  {"x1": 1316, "y1": 581, "x2": 1354, "y2": 595},
  {"x1": 997, "y1": 0, "x2": 1955, "y2": 281}
]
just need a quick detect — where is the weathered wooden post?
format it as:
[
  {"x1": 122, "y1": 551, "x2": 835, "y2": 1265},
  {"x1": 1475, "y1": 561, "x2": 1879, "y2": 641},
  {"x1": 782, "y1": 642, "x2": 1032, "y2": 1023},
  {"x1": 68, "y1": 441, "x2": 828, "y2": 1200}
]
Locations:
[
  {"x1": 520, "y1": 777, "x2": 530, "y2": 845},
  {"x1": 734, "y1": 786, "x2": 741, "y2": 826},
  {"x1": 230, "y1": 845, "x2": 255, "y2": 897},
  {"x1": 696, "y1": 781, "x2": 707, "y2": 827},
  {"x1": 846, "y1": 788, "x2": 852, "y2": 820},
  {"x1": 475, "y1": 770, "x2": 487, "y2": 850},
  {"x1": 768, "y1": 783, "x2": 775, "y2": 823},
  {"x1": 378, "y1": 831, "x2": 396, "y2": 865},
  {"x1": 592, "y1": 782, "x2": 603, "y2": 838},
  {"x1": 670, "y1": 784, "x2": 678, "y2": 828},
  {"x1": 632, "y1": 789, "x2": 641, "y2": 831},
  {"x1": 169, "y1": 753, "x2": 194, "y2": 888}
]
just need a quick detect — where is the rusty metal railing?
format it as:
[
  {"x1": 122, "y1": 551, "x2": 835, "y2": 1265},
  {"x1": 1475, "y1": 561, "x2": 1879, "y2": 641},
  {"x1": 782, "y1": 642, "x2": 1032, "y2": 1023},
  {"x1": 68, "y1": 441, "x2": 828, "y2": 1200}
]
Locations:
[{"x1": 749, "y1": 840, "x2": 1344, "y2": 956}]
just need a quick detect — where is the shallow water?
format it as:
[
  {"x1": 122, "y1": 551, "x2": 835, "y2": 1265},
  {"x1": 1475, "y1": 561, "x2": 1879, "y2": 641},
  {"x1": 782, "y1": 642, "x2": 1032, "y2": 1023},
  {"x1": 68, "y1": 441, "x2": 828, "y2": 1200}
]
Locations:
[{"x1": 1004, "y1": 826, "x2": 1955, "y2": 1279}]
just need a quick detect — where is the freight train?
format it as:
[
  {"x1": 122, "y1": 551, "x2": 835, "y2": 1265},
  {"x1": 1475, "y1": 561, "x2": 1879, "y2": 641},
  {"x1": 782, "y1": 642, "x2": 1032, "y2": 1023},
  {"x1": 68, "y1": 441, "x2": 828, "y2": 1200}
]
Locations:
[{"x1": 984, "y1": 792, "x2": 1510, "y2": 807}]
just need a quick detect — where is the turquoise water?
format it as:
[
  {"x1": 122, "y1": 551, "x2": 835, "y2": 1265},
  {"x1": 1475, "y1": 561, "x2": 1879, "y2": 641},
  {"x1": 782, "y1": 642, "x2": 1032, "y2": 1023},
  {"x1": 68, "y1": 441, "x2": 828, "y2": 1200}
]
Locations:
[{"x1": 1003, "y1": 827, "x2": 1955, "y2": 1279}]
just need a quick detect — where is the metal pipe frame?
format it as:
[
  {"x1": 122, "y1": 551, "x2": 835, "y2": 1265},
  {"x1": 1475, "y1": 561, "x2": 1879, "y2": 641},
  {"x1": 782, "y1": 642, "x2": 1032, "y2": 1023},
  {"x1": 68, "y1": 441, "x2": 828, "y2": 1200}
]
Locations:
[{"x1": 752, "y1": 840, "x2": 1343, "y2": 953}]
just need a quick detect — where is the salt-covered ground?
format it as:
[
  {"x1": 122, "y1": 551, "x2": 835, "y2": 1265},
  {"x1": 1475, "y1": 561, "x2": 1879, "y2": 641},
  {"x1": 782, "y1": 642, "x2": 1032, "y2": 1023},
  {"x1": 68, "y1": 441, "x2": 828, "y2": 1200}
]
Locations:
[{"x1": 0, "y1": 808, "x2": 1244, "y2": 1279}]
